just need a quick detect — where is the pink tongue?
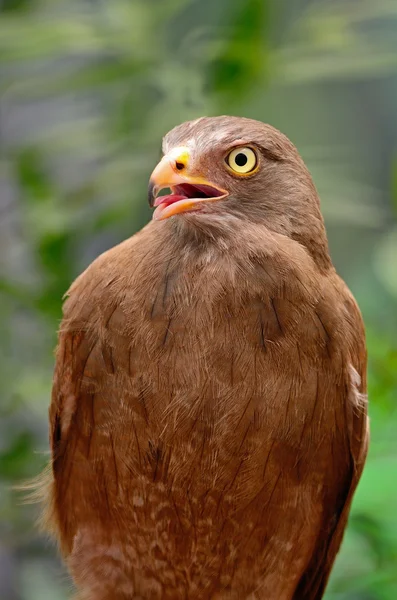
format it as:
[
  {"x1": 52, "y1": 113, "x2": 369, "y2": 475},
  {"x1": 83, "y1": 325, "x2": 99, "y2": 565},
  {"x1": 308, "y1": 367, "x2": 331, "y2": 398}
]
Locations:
[{"x1": 153, "y1": 194, "x2": 187, "y2": 207}]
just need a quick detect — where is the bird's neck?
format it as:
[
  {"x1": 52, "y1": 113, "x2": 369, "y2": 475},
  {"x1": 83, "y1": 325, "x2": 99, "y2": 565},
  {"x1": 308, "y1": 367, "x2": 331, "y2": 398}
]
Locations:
[
  {"x1": 142, "y1": 219, "x2": 333, "y2": 308},
  {"x1": 160, "y1": 213, "x2": 333, "y2": 275}
]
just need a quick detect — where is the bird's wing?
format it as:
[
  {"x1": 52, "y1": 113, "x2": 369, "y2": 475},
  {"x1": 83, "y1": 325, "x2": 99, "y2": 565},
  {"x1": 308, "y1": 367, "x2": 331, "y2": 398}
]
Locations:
[
  {"x1": 293, "y1": 288, "x2": 369, "y2": 600},
  {"x1": 47, "y1": 240, "x2": 139, "y2": 555}
]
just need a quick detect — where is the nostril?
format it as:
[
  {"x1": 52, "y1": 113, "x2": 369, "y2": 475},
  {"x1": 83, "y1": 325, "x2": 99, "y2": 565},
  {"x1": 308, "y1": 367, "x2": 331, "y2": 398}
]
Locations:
[{"x1": 175, "y1": 161, "x2": 185, "y2": 171}]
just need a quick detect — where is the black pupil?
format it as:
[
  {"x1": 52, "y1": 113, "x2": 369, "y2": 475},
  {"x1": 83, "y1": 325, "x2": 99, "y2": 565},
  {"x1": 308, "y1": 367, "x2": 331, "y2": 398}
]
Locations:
[{"x1": 235, "y1": 152, "x2": 248, "y2": 167}]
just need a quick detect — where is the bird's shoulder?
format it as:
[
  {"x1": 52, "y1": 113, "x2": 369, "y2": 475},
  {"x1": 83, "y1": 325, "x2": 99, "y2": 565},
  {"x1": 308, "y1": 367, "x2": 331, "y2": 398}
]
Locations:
[
  {"x1": 315, "y1": 270, "x2": 366, "y2": 379},
  {"x1": 62, "y1": 235, "x2": 136, "y2": 323},
  {"x1": 60, "y1": 221, "x2": 167, "y2": 334}
]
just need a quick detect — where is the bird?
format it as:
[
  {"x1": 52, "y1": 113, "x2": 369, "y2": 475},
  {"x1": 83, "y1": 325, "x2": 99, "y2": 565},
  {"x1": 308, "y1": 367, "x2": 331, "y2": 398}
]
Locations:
[{"x1": 41, "y1": 116, "x2": 369, "y2": 600}]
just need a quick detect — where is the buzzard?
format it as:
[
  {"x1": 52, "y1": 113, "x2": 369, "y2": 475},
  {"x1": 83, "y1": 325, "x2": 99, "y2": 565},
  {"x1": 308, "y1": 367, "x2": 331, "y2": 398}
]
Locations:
[{"x1": 43, "y1": 116, "x2": 368, "y2": 599}]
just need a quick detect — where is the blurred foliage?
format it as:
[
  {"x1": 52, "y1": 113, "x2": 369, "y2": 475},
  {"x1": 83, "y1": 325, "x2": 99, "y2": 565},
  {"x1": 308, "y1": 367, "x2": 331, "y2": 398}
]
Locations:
[{"x1": 0, "y1": 0, "x2": 397, "y2": 599}]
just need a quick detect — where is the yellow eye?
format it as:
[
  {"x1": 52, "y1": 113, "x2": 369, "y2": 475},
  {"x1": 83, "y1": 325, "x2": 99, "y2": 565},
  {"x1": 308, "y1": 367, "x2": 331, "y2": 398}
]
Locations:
[{"x1": 226, "y1": 147, "x2": 258, "y2": 174}]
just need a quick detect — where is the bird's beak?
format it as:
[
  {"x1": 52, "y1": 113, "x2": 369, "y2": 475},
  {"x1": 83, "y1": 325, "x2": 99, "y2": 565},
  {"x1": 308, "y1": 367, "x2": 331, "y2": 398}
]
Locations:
[{"x1": 148, "y1": 146, "x2": 228, "y2": 220}]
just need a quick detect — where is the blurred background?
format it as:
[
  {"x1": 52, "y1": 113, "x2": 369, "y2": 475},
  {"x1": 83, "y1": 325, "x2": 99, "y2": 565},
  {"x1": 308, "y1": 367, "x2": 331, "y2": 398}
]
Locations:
[{"x1": 1, "y1": 0, "x2": 397, "y2": 598}]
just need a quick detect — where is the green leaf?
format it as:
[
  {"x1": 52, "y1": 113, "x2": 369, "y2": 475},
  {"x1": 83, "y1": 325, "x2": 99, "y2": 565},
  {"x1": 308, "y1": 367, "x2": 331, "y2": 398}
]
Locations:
[
  {"x1": 0, "y1": 432, "x2": 36, "y2": 480},
  {"x1": 16, "y1": 148, "x2": 52, "y2": 204},
  {"x1": 0, "y1": 0, "x2": 32, "y2": 13},
  {"x1": 208, "y1": 0, "x2": 270, "y2": 105}
]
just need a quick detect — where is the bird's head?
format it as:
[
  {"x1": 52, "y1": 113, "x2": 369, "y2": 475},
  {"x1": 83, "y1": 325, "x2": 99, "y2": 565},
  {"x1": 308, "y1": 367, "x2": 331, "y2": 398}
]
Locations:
[{"x1": 148, "y1": 116, "x2": 330, "y2": 267}]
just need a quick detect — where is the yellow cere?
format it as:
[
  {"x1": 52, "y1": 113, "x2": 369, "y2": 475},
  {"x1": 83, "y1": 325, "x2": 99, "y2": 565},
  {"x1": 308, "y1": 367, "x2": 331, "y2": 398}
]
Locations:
[
  {"x1": 168, "y1": 146, "x2": 190, "y2": 170},
  {"x1": 227, "y1": 146, "x2": 258, "y2": 174}
]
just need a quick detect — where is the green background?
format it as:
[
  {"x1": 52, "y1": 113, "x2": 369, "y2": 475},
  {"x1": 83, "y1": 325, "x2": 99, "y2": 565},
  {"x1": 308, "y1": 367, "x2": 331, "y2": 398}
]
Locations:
[{"x1": 0, "y1": 1, "x2": 397, "y2": 598}]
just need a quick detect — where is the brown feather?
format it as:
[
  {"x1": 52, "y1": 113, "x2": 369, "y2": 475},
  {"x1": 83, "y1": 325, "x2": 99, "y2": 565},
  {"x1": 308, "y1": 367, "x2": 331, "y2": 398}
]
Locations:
[{"x1": 39, "y1": 116, "x2": 368, "y2": 599}]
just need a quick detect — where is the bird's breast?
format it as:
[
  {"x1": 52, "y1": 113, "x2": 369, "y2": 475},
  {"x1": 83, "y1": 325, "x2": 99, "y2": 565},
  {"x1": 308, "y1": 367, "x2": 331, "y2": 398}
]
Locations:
[
  {"x1": 59, "y1": 247, "x2": 356, "y2": 598},
  {"x1": 94, "y1": 262, "x2": 340, "y2": 506}
]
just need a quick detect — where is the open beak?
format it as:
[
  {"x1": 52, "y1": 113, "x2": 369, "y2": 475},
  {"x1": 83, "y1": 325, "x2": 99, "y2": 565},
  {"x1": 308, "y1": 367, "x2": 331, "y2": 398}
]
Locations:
[{"x1": 148, "y1": 147, "x2": 228, "y2": 220}]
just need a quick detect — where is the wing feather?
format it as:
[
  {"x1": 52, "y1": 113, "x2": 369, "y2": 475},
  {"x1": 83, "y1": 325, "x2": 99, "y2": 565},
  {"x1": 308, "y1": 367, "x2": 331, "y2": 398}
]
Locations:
[{"x1": 293, "y1": 287, "x2": 369, "y2": 599}]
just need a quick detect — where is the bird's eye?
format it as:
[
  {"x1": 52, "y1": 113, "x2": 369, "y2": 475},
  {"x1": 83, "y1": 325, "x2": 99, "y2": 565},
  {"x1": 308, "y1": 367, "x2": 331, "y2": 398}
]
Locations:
[{"x1": 226, "y1": 147, "x2": 258, "y2": 175}]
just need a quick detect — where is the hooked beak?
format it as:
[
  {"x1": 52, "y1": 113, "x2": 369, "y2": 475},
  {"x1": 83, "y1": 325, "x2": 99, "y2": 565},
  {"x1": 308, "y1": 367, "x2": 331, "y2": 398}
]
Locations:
[{"x1": 148, "y1": 147, "x2": 228, "y2": 220}]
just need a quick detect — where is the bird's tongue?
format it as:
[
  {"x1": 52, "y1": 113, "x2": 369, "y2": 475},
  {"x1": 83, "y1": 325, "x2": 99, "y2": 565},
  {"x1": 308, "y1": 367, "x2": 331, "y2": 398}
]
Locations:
[
  {"x1": 152, "y1": 193, "x2": 203, "y2": 221},
  {"x1": 152, "y1": 193, "x2": 195, "y2": 221},
  {"x1": 153, "y1": 194, "x2": 187, "y2": 208}
]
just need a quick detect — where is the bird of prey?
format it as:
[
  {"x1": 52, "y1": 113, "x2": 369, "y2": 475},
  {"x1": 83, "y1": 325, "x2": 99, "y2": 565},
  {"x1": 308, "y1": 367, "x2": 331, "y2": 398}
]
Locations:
[{"x1": 43, "y1": 116, "x2": 369, "y2": 600}]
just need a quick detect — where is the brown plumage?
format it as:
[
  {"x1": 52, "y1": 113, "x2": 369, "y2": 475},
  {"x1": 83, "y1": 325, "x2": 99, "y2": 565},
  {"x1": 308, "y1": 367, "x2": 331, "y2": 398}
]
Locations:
[{"x1": 43, "y1": 116, "x2": 368, "y2": 599}]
